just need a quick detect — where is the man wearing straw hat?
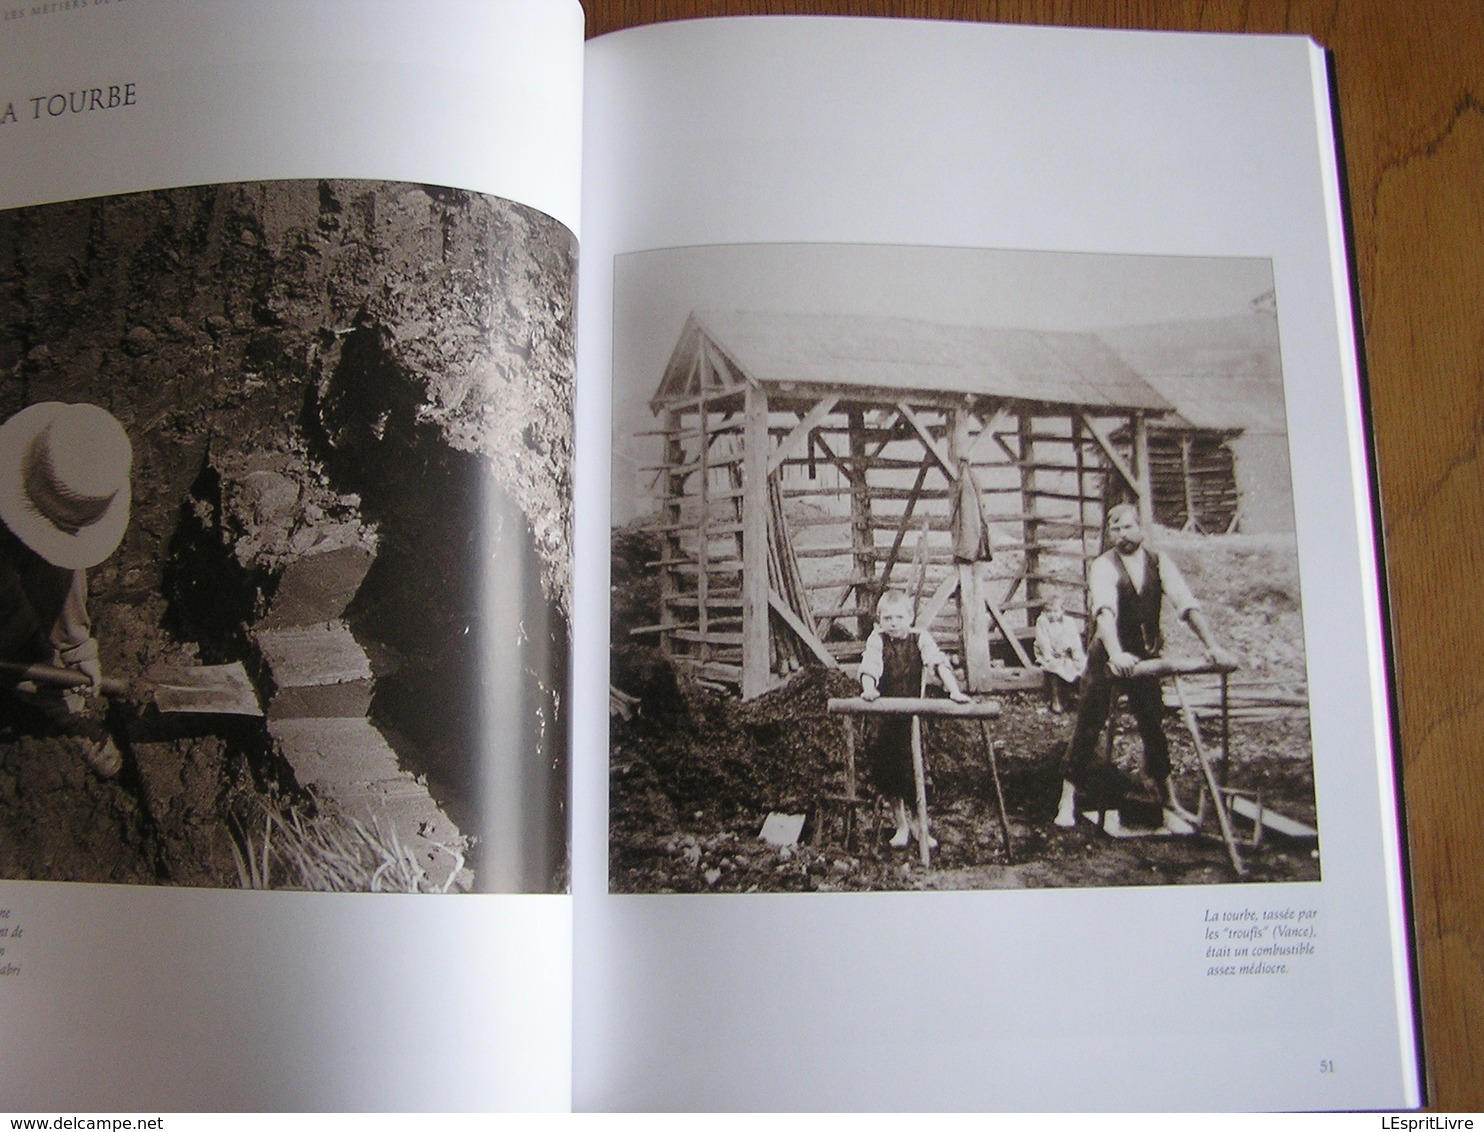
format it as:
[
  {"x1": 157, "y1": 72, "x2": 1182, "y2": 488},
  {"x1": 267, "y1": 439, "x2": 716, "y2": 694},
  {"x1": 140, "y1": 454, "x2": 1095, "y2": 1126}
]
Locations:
[{"x1": 0, "y1": 401, "x2": 131, "y2": 778}]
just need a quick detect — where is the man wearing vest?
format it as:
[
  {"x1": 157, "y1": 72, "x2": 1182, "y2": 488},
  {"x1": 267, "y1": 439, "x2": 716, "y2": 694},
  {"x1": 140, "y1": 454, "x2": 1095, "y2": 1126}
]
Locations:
[{"x1": 1054, "y1": 502, "x2": 1237, "y2": 828}]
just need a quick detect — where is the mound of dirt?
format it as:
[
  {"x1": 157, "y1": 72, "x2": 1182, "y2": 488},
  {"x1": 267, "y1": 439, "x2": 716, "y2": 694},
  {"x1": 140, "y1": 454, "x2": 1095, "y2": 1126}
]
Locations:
[{"x1": 609, "y1": 525, "x2": 1320, "y2": 893}]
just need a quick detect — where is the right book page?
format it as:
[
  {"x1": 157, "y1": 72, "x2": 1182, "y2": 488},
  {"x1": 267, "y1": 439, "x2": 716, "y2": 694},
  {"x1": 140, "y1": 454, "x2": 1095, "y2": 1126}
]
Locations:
[{"x1": 575, "y1": 16, "x2": 1421, "y2": 1111}]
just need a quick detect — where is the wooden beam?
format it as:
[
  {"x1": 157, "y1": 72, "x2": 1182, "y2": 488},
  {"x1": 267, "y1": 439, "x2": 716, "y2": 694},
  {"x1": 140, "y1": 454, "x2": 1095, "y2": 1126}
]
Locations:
[
  {"x1": 767, "y1": 396, "x2": 840, "y2": 474},
  {"x1": 741, "y1": 385, "x2": 772, "y2": 699},
  {"x1": 1133, "y1": 410, "x2": 1154, "y2": 526},
  {"x1": 916, "y1": 570, "x2": 961, "y2": 632},
  {"x1": 1077, "y1": 410, "x2": 1141, "y2": 498},
  {"x1": 878, "y1": 463, "x2": 930, "y2": 592},
  {"x1": 952, "y1": 407, "x2": 995, "y2": 691},
  {"x1": 894, "y1": 401, "x2": 957, "y2": 481},
  {"x1": 963, "y1": 403, "x2": 1011, "y2": 466},
  {"x1": 826, "y1": 696, "x2": 1003, "y2": 719},
  {"x1": 697, "y1": 395, "x2": 711, "y2": 661},
  {"x1": 808, "y1": 431, "x2": 855, "y2": 485},
  {"x1": 985, "y1": 593, "x2": 1035, "y2": 667},
  {"x1": 848, "y1": 407, "x2": 875, "y2": 635},
  {"x1": 768, "y1": 589, "x2": 840, "y2": 669}
]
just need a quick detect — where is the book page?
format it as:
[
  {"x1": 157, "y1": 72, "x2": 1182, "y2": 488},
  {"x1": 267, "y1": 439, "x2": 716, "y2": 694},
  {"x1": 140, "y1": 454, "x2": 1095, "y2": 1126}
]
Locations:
[
  {"x1": 575, "y1": 16, "x2": 1420, "y2": 1110},
  {"x1": 0, "y1": 0, "x2": 582, "y2": 1110}
]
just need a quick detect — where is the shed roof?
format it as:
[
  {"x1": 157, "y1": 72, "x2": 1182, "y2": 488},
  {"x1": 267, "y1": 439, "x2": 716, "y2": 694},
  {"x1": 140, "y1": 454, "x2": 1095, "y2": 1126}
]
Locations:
[
  {"x1": 655, "y1": 310, "x2": 1172, "y2": 413},
  {"x1": 1098, "y1": 313, "x2": 1286, "y2": 434}
]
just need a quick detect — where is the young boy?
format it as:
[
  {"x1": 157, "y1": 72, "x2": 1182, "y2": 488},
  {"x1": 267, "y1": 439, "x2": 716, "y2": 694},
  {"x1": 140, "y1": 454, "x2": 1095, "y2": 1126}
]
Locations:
[{"x1": 858, "y1": 588, "x2": 969, "y2": 848}]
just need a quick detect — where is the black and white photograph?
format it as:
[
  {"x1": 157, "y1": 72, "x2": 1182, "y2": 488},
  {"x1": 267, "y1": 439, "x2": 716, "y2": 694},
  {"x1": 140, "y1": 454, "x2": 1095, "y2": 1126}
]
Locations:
[
  {"x1": 610, "y1": 243, "x2": 1318, "y2": 893},
  {"x1": 0, "y1": 180, "x2": 574, "y2": 894}
]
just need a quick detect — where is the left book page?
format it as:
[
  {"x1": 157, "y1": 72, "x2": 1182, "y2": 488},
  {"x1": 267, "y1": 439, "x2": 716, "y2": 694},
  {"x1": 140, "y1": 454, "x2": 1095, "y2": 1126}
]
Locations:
[{"x1": 0, "y1": 0, "x2": 583, "y2": 1111}]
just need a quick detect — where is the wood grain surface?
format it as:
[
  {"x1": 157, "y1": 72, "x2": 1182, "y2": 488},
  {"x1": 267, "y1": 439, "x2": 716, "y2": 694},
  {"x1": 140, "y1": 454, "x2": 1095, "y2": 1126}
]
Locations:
[{"x1": 584, "y1": 0, "x2": 1484, "y2": 1111}]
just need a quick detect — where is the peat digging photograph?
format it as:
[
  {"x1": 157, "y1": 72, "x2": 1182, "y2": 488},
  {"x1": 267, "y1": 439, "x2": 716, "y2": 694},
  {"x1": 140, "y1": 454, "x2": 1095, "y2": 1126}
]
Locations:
[
  {"x1": 0, "y1": 179, "x2": 574, "y2": 893},
  {"x1": 609, "y1": 243, "x2": 1320, "y2": 893}
]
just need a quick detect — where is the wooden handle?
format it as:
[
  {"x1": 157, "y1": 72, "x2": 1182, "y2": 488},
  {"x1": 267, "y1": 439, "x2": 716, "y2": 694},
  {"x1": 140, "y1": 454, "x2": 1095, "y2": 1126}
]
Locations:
[
  {"x1": 827, "y1": 696, "x2": 1002, "y2": 718},
  {"x1": 1125, "y1": 657, "x2": 1237, "y2": 678},
  {"x1": 0, "y1": 660, "x2": 128, "y2": 696}
]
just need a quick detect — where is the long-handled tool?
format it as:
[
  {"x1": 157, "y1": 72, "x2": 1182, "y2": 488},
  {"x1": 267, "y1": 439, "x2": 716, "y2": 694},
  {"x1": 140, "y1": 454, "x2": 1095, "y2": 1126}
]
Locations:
[{"x1": 0, "y1": 659, "x2": 263, "y2": 717}]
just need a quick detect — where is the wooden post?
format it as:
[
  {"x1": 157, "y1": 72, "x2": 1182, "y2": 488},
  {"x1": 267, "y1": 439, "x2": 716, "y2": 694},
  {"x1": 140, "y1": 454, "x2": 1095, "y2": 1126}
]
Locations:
[
  {"x1": 659, "y1": 406, "x2": 682, "y2": 658},
  {"x1": 911, "y1": 716, "x2": 931, "y2": 867},
  {"x1": 1132, "y1": 410, "x2": 1154, "y2": 528},
  {"x1": 1173, "y1": 674, "x2": 1246, "y2": 875},
  {"x1": 952, "y1": 406, "x2": 994, "y2": 691},
  {"x1": 847, "y1": 406, "x2": 875, "y2": 635},
  {"x1": 1017, "y1": 410, "x2": 1043, "y2": 615},
  {"x1": 741, "y1": 385, "x2": 772, "y2": 699},
  {"x1": 841, "y1": 715, "x2": 857, "y2": 850},
  {"x1": 979, "y1": 721, "x2": 1014, "y2": 862},
  {"x1": 697, "y1": 394, "x2": 710, "y2": 662}
]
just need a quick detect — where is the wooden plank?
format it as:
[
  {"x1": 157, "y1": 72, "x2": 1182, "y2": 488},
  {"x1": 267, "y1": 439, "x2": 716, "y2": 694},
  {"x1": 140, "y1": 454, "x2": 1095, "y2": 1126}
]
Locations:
[
  {"x1": 649, "y1": 519, "x2": 744, "y2": 534},
  {"x1": 848, "y1": 406, "x2": 875, "y2": 632},
  {"x1": 741, "y1": 386, "x2": 772, "y2": 698},
  {"x1": 1077, "y1": 410, "x2": 1141, "y2": 499},
  {"x1": 962, "y1": 403, "x2": 1010, "y2": 466},
  {"x1": 768, "y1": 589, "x2": 839, "y2": 669},
  {"x1": 655, "y1": 559, "x2": 743, "y2": 573},
  {"x1": 638, "y1": 453, "x2": 743, "y2": 473},
  {"x1": 1133, "y1": 411, "x2": 1154, "y2": 526},
  {"x1": 826, "y1": 696, "x2": 1003, "y2": 719},
  {"x1": 670, "y1": 629, "x2": 744, "y2": 645},
  {"x1": 985, "y1": 595, "x2": 1035, "y2": 667},
  {"x1": 677, "y1": 660, "x2": 743, "y2": 684},
  {"x1": 767, "y1": 396, "x2": 840, "y2": 474},
  {"x1": 895, "y1": 401, "x2": 957, "y2": 480},
  {"x1": 916, "y1": 570, "x2": 961, "y2": 632},
  {"x1": 879, "y1": 463, "x2": 931, "y2": 594}
]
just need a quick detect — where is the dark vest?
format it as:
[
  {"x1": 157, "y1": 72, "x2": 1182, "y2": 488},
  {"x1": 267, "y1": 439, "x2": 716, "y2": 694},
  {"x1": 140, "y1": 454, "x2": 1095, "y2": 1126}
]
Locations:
[
  {"x1": 878, "y1": 632, "x2": 925, "y2": 697},
  {"x1": 1112, "y1": 549, "x2": 1163, "y2": 658}
]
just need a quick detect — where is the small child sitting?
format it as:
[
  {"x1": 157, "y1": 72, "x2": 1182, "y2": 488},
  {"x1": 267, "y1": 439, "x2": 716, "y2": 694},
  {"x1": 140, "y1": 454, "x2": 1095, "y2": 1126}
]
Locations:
[
  {"x1": 1033, "y1": 594, "x2": 1086, "y2": 714},
  {"x1": 858, "y1": 589, "x2": 969, "y2": 848}
]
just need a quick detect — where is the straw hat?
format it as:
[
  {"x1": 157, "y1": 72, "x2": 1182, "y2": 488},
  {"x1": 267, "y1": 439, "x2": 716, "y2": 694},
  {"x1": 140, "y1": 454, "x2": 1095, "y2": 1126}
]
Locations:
[{"x1": 0, "y1": 402, "x2": 131, "y2": 570}]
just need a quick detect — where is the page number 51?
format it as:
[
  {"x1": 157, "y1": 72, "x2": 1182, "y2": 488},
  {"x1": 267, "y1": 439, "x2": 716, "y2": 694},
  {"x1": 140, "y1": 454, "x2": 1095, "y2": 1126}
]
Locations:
[{"x1": 1320, "y1": 1060, "x2": 1336, "y2": 1074}]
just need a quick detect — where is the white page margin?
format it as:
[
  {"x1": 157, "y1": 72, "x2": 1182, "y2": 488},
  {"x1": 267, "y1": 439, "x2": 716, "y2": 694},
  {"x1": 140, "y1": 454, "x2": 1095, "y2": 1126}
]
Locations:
[
  {"x1": 575, "y1": 16, "x2": 1421, "y2": 1111},
  {"x1": 0, "y1": 0, "x2": 584, "y2": 1111}
]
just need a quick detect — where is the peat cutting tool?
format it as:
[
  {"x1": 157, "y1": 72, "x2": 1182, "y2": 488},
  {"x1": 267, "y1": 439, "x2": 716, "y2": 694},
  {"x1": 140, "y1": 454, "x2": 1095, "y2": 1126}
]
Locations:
[{"x1": 0, "y1": 659, "x2": 263, "y2": 717}]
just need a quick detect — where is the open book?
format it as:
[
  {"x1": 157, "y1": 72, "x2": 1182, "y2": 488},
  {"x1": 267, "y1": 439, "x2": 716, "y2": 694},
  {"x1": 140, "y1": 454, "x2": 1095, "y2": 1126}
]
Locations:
[{"x1": 0, "y1": 1, "x2": 1422, "y2": 1112}]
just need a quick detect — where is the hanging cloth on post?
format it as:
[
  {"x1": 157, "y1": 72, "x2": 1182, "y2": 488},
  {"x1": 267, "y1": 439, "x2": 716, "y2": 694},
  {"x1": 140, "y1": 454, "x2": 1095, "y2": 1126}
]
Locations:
[{"x1": 951, "y1": 459, "x2": 993, "y2": 563}]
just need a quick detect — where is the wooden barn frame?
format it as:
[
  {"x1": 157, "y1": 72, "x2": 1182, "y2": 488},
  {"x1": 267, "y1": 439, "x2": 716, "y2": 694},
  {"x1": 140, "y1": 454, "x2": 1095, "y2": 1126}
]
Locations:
[
  {"x1": 644, "y1": 311, "x2": 1175, "y2": 699},
  {"x1": 1142, "y1": 421, "x2": 1242, "y2": 534}
]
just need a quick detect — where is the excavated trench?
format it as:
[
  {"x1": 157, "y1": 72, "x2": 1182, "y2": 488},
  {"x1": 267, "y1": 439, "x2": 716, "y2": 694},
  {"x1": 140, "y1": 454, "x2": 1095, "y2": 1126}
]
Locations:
[
  {"x1": 310, "y1": 323, "x2": 567, "y2": 893},
  {"x1": 0, "y1": 180, "x2": 575, "y2": 892}
]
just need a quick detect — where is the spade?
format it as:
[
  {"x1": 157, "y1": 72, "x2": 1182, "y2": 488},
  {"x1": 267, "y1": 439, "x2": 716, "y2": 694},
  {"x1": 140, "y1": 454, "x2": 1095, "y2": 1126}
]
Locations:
[{"x1": 0, "y1": 659, "x2": 263, "y2": 717}]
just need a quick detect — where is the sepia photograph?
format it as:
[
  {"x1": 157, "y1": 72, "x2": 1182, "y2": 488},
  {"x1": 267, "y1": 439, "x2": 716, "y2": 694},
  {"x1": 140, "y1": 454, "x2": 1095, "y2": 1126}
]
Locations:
[
  {"x1": 0, "y1": 180, "x2": 574, "y2": 893},
  {"x1": 610, "y1": 243, "x2": 1317, "y2": 893}
]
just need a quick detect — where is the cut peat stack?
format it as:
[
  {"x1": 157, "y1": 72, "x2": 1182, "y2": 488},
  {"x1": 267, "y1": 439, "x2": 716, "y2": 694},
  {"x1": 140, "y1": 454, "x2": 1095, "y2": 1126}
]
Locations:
[{"x1": 249, "y1": 525, "x2": 471, "y2": 891}]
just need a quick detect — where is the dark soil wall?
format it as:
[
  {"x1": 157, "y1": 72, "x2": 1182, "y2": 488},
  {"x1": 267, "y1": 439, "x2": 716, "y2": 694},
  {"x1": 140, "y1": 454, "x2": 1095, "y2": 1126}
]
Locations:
[{"x1": 0, "y1": 181, "x2": 574, "y2": 889}]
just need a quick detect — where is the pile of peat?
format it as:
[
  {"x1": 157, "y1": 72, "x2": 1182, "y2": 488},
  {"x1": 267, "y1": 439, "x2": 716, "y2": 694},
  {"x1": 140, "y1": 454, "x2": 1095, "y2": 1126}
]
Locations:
[{"x1": 609, "y1": 527, "x2": 1320, "y2": 894}]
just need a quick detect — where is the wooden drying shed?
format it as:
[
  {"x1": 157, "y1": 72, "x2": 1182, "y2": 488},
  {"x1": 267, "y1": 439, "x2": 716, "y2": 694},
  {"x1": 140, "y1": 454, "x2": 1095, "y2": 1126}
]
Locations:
[
  {"x1": 644, "y1": 310, "x2": 1173, "y2": 699},
  {"x1": 1100, "y1": 309, "x2": 1290, "y2": 534}
]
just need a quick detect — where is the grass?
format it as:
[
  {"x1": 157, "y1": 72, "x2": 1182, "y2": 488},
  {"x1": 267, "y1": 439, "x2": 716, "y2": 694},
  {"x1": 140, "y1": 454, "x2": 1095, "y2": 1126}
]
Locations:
[{"x1": 229, "y1": 800, "x2": 465, "y2": 894}]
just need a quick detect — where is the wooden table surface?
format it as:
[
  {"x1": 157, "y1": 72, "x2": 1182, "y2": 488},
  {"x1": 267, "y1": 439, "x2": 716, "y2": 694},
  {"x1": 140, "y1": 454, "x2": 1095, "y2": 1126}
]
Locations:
[{"x1": 585, "y1": 0, "x2": 1484, "y2": 1111}]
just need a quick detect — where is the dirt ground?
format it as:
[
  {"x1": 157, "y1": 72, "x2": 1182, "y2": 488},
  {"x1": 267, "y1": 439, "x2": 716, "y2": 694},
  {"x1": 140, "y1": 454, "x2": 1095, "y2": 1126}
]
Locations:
[
  {"x1": 0, "y1": 181, "x2": 574, "y2": 891},
  {"x1": 609, "y1": 526, "x2": 1321, "y2": 894},
  {"x1": 609, "y1": 665, "x2": 1319, "y2": 893}
]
